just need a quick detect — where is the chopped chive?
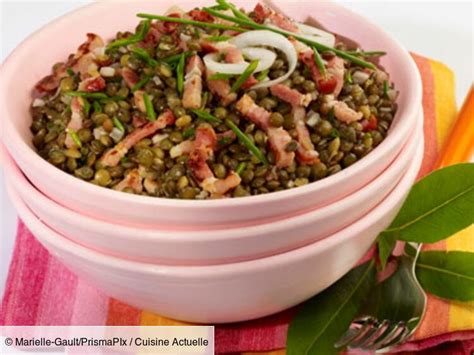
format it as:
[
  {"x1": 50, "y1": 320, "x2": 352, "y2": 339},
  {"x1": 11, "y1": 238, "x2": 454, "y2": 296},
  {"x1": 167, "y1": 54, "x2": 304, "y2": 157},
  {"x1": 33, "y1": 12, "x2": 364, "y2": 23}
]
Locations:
[
  {"x1": 348, "y1": 50, "x2": 387, "y2": 57},
  {"x1": 208, "y1": 4, "x2": 228, "y2": 10},
  {"x1": 231, "y1": 60, "x2": 259, "y2": 92},
  {"x1": 93, "y1": 101, "x2": 102, "y2": 113},
  {"x1": 312, "y1": 47, "x2": 326, "y2": 78},
  {"x1": 331, "y1": 128, "x2": 340, "y2": 138},
  {"x1": 190, "y1": 109, "x2": 222, "y2": 124},
  {"x1": 209, "y1": 73, "x2": 236, "y2": 80},
  {"x1": 193, "y1": 27, "x2": 202, "y2": 39},
  {"x1": 255, "y1": 68, "x2": 270, "y2": 82},
  {"x1": 99, "y1": 95, "x2": 127, "y2": 103},
  {"x1": 107, "y1": 20, "x2": 150, "y2": 50},
  {"x1": 83, "y1": 99, "x2": 91, "y2": 117},
  {"x1": 132, "y1": 75, "x2": 152, "y2": 92},
  {"x1": 203, "y1": 7, "x2": 376, "y2": 69},
  {"x1": 225, "y1": 119, "x2": 268, "y2": 165},
  {"x1": 345, "y1": 70, "x2": 353, "y2": 84},
  {"x1": 177, "y1": 53, "x2": 186, "y2": 96},
  {"x1": 201, "y1": 92, "x2": 209, "y2": 109},
  {"x1": 216, "y1": 0, "x2": 253, "y2": 22},
  {"x1": 161, "y1": 51, "x2": 193, "y2": 63},
  {"x1": 65, "y1": 91, "x2": 109, "y2": 100},
  {"x1": 66, "y1": 68, "x2": 75, "y2": 76},
  {"x1": 383, "y1": 80, "x2": 389, "y2": 99},
  {"x1": 112, "y1": 117, "x2": 125, "y2": 132},
  {"x1": 66, "y1": 129, "x2": 82, "y2": 148},
  {"x1": 206, "y1": 35, "x2": 233, "y2": 42},
  {"x1": 327, "y1": 106, "x2": 335, "y2": 123},
  {"x1": 143, "y1": 93, "x2": 156, "y2": 121},
  {"x1": 236, "y1": 162, "x2": 246, "y2": 175},
  {"x1": 136, "y1": 13, "x2": 247, "y2": 33},
  {"x1": 218, "y1": 136, "x2": 232, "y2": 145},
  {"x1": 130, "y1": 47, "x2": 159, "y2": 67},
  {"x1": 183, "y1": 128, "x2": 196, "y2": 139}
]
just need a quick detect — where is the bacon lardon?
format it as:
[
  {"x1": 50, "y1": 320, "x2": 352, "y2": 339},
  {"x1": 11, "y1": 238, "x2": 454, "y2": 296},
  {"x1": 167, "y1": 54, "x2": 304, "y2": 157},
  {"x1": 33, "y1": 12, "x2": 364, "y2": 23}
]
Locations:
[
  {"x1": 330, "y1": 101, "x2": 364, "y2": 123},
  {"x1": 188, "y1": 127, "x2": 241, "y2": 195},
  {"x1": 235, "y1": 94, "x2": 271, "y2": 129},
  {"x1": 65, "y1": 97, "x2": 85, "y2": 149},
  {"x1": 121, "y1": 67, "x2": 140, "y2": 89},
  {"x1": 101, "y1": 109, "x2": 175, "y2": 167},
  {"x1": 113, "y1": 169, "x2": 143, "y2": 193},
  {"x1": 270, "y1": 84, "x2": 313, "y2": 107},
  {"x1": 254, "y1": 3, "x2": 299, "y2": 32},
  {"x1": 206, "y1": 69, "x2": 237, "y2": 106},
  {"x1": 134, "y1": 90, "x2": 147, "y2": 113},
  {"x1": 78, "y1": 76, "x2": 106, "y2": 92},
  {"x1": 236, "y1": 94, "x2": 295, "y2": 168},
  {"x1": 35, "y1": 34, "x2": 105, "y2": 93},
  {"x1": 182, "y1": 55, "x2": 205, "y2": 109},
  {"x1": 267, "y1": 127, "x2": 295, "y2": 168},
  {"x1": 293, "y1": 106, "x2": 319, "y2": 165}
]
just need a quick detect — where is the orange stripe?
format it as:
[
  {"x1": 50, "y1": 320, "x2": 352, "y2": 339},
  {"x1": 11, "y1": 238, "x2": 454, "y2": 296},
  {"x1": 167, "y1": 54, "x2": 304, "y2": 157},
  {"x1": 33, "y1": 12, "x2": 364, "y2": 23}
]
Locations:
[
  {"x1": 410, "y1": 54, "x2": 453, "y2": 340},
  {"x1": 140, "y1": 311, "x2": 188, "y2": 326},
  {"x1": 105, "y1": 298, "x2": 141, "y2": 325},
  {"x1": 411, "y1": 54, "x2": 439, "y2": 179}
]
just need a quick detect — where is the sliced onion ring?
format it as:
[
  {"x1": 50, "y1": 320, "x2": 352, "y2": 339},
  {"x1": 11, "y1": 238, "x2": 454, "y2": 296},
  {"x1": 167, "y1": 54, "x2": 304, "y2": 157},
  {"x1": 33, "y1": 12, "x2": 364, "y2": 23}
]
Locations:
[
  {"x1": 296, "y1": 23, "x2": 336, "y2": 48},
  {"x1": 203, "y1": 47, "x2": 276, "y2": 75},
  {"x1": 230, "y1": 30, "x2": 297, "y2": 89}
]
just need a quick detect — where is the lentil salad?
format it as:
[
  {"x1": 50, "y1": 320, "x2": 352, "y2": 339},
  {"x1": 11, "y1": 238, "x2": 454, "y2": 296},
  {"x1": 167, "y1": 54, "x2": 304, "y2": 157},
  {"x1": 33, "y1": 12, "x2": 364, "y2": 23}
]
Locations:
[{"x1": 30, "y1": 1, "x2": 398, "y2": 199}]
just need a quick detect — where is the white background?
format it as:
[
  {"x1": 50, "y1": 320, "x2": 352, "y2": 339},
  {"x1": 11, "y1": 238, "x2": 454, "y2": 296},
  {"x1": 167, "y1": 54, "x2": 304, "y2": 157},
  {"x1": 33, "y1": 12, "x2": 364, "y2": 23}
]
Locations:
[{"x1": 0, "y1": 0, "x2": 473, "y2": 298}]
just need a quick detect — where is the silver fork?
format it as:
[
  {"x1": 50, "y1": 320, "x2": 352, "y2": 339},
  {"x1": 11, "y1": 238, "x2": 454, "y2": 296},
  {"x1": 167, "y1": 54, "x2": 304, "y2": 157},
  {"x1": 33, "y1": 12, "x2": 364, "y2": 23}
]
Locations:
[{"x1": 335, "y1": 243, "x2": 427, "y2": 352}]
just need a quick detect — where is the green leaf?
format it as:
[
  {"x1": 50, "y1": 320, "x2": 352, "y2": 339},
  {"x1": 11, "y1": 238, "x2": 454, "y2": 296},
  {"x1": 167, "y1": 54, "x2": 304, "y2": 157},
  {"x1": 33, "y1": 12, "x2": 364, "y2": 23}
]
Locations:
[
  {"x1": 382, "y1": 164, "x2": 474, "y2": 243},
  {"x1": 377, "y1": 231, "x2": 398, "y2": 269},
  {"x1": 287, "y1": 260, "x2": 376, "y2": 355},
  {"x1": 416, "y1": 250, "x2": 474, "y2": 301}
]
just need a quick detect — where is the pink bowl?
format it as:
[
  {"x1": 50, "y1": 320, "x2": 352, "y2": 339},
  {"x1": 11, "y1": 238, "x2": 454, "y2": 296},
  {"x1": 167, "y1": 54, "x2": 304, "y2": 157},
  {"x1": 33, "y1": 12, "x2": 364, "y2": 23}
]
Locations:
[
  {"x1": 5, "y1": 135, "x2": 423, "y2": 323},
  {"x1": 0, "y1": 0, "x2": 422, "y2": 229},
  {"x1": 4, "y1": 112, "x2": 422, "y2": 265}
]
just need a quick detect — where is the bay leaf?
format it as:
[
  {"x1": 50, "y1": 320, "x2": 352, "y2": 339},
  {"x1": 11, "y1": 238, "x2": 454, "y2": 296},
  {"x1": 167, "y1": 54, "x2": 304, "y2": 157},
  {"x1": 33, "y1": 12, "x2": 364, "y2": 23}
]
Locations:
[
  {"x1": 286, "y1": 260, "x2": 376, "y2": 355},
  {"x1": 384, "y1": 163, "x2": 474, "y2": 243},
  {"x1": 416, "y1": 250, "x2": 474, "y2": 301}
]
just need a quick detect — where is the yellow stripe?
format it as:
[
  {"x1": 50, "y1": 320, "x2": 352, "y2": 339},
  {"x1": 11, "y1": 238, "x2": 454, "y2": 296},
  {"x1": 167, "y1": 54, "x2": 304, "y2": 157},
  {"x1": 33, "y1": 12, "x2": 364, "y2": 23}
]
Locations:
[
  {"x1": 430, "y1": 60, "x2": 458, "y2": 150},
  {"x1": 140, "y1": 311, "x2": 189, "y2": 326},
  {"x1": 446, "y1": 225, "x2": 474, "y2": 331}
]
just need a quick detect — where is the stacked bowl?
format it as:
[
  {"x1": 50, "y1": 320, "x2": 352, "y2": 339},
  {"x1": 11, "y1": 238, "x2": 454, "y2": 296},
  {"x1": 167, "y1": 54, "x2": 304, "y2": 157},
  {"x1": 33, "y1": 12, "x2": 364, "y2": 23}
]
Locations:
[{"x1": 0, "y1": 1, "x2": 423, "y2": 323}]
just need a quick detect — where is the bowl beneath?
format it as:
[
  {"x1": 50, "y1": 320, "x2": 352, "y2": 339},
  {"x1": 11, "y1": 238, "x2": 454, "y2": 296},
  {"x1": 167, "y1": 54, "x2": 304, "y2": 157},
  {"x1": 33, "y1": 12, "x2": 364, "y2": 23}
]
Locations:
[
  {"x1": 4, "y1": 109, "x2": 423, "y2": 265},
  {"x1": 0, "y1": 0, "x2": 422, "y2": 229},
  {"x1": 5, "y1": 132, "x2": 424, "y2": 323}
]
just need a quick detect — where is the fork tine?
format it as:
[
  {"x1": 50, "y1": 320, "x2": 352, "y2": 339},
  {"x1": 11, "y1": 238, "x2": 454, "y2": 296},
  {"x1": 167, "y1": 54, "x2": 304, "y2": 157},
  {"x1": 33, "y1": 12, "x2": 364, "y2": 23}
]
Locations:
[
  {"x1": 379, "y1": 325, "x2": 411, "y2": 350},
  {"x1": 347, "y1": 318, "x2": 379, "y2": 347},
  {"x1": 377, "y1": 322, "x2": 407, "y2": 348},
  {"x1": 356, "y1": 319, "x2": 392, "y2": 350},
  {"x1": 335, "y1": 318, "x2": 374, "y2": 348},
  {"x1": 369, "y1": 322, "x2": 404, "y2": 349},
  {"x1": 350, "y1": 320, "x2": 383, "y2": 348}
]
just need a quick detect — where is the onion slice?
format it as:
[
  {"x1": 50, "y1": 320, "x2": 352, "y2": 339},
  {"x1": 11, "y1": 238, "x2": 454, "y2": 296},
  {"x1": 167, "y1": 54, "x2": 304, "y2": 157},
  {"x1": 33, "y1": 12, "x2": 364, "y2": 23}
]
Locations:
[
  {"x1": 203, "y1": 47, "x2": 276, "y2": 75},
  {"x1": 296, "y1": 23, "x2": 336, "y2": 48},
  {"x1": 230, "y1": 30, "x2": 297, "y2": 89}
]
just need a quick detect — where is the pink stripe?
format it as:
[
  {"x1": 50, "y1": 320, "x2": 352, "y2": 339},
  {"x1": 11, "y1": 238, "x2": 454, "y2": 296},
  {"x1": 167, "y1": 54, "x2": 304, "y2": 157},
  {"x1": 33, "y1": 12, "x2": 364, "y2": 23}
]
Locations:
[
  {"x1": 35, "y1": 257, "x2": 78, "y2": 325},
  {"x1": 70, "y1": 279, "x2": 109, "y2": 325},
  {"x1": 0, "y1": 222, "x2": 50, "y2": 325}
]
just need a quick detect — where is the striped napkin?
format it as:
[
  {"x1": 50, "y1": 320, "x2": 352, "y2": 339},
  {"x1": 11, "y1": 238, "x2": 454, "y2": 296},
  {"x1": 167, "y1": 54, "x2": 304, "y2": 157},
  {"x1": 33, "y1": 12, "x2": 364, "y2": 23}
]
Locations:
[{"x1": 1, "y1": 54, "x2": 473, "y2": 355}]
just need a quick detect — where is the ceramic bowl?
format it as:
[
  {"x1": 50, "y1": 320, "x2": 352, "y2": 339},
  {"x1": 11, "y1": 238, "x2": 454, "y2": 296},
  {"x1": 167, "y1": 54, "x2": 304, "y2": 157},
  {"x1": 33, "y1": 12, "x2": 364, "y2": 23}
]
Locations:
[
  {"x1": 0, "y1": 0, "x2": 422, "y2": 229},
  {"x1": 5, "y1": 132, "x2": 423, "y2": 323},
  {"x1": 3, "y1": 111, "x2": 422, "y2": 265}
]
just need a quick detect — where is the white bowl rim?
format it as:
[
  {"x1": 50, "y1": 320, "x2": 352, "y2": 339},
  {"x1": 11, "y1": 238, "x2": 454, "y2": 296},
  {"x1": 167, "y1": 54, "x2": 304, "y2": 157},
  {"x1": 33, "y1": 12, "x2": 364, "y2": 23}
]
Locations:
[
  {"x1": 0, "y1": 0, "x2": 422, "y2": 210},
  {"x1": 6, "y1": 132, "x2": 424, "y2": 279}
]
